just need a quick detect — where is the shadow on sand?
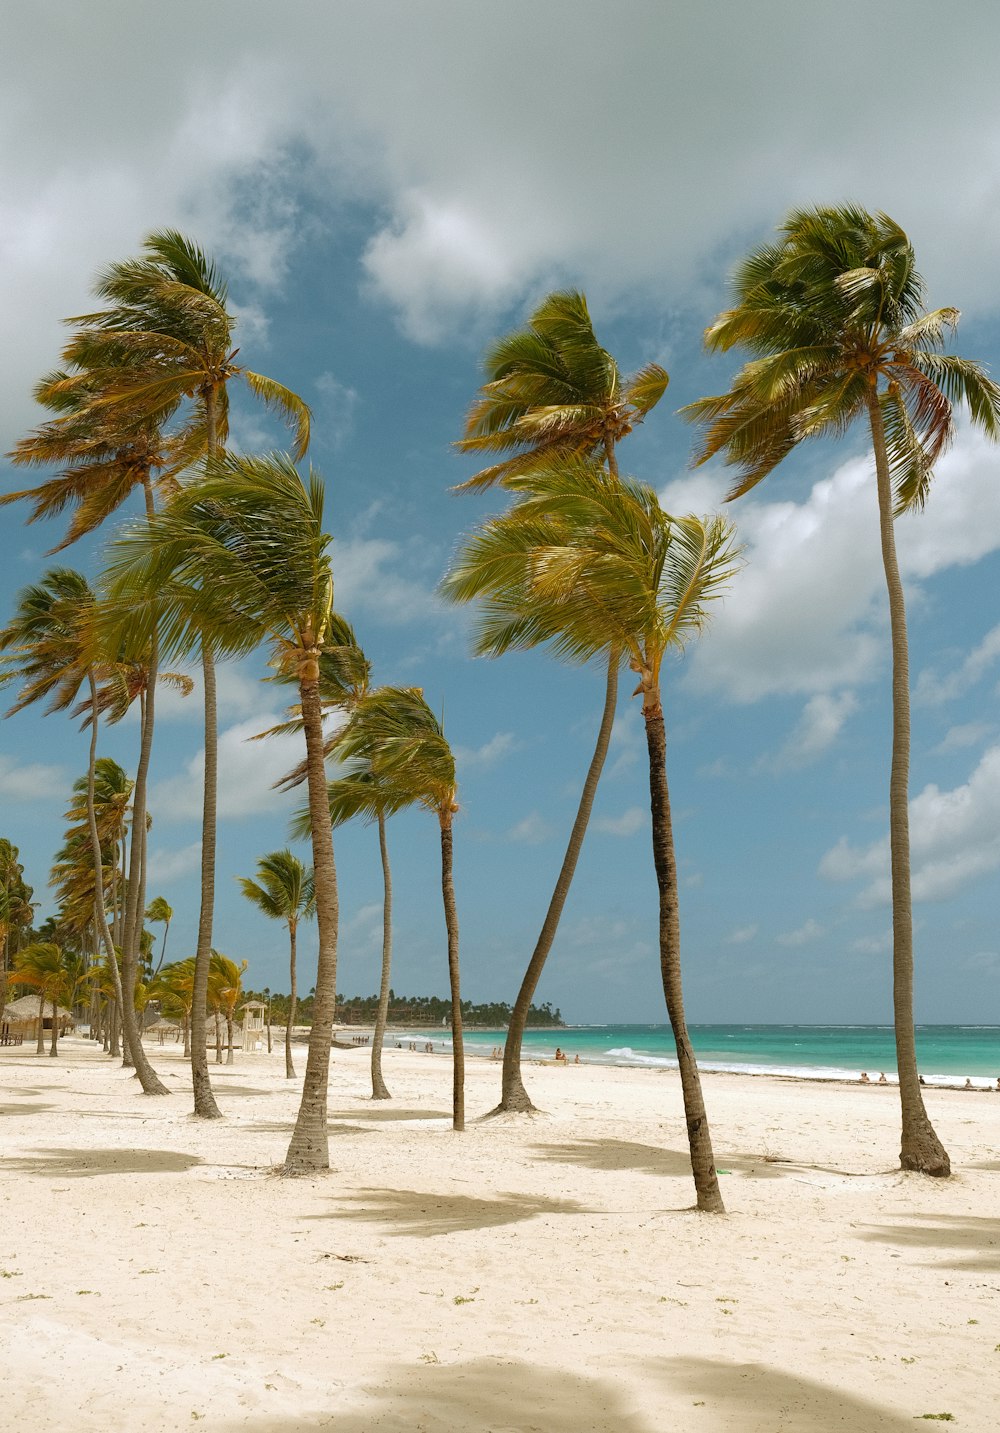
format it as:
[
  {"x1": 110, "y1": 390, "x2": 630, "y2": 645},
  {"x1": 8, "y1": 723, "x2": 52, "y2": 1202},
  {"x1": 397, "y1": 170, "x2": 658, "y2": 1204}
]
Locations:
[
  {"x1": 307, "y1": 1186, "x2": 588, "y2": 1236},
  {"x1": 531, "y1": 1138, "x2": 831, "y2": 1181},
  {"x1": 2, "y1": 1146, "x2": 204, "y2": 1177},
  {"x1": 855, "y1": 1212, "x2": 1000, "y2": 1272}
]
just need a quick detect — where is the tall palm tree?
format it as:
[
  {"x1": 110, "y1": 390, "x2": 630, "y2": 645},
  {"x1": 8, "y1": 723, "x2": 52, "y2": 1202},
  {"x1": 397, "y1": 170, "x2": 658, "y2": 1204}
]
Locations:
[
  {"x1": 450, "y1": 291, "x2": 669, "y2": 1113},
  {"x1": 151, "y1": 958, "x2": 196, "y2": 1057},
  {"x1": 683, "y1": 205, "x2": 1000, "y2": 1178},
  {"x1": 445, "y1": 457, "x2": 738, "y2": 1210},
  {"x1": 21, "y1": 231, "x2": 311, "y2": 1120},
  {"x1": 0, "y1": 569, "x2": 168, "y2": 1088},
  {"x1": 145, "y1": 897, "x2": 173, "y2": 976},
  {"x1": 315, "y1": 687, "x2": 465, "y2": 1132},
  {"x1": 102, "y1": 449, "x2": 339, "y2": 1173},
  {"x1": 0, "y1": 841, "x2": 34, "y2": 1028},
  {"x1": 239, "y1": 851, "x2": 315, "y2": 1078}
]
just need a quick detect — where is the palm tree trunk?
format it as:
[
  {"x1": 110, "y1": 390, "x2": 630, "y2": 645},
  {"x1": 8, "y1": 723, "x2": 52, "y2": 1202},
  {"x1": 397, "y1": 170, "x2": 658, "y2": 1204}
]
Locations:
[
  {"x1": 440, "y1": 811, "x2": 464, "y2": 1132},
  {"x1": 118, "y1": 634, "x2": 168, "y2": 1095},
  {"x1": 866, "y1": 391, "x2": 950, "y2": 1177},
  {"x1": 35, "y1": 992, "x2": 45, "y2": 1055},
  {"x1": 49, "y1": 996, "x2": 58, "y2": 1056},
  {"x1": 214, "y1": 1007, "x2": 223, "y2": 1063},
  {"x1": 84, "y1": 673, "x2": 128, "y2": 1054},
  {"x1": 494, "y1": 651, "x2": 620, "y2": 1113},
  {"x1": 371, "y1": 809, "x2": 393, "y2": 1100},
  {"x1": 190, "y1": 646, "x2": 222, "y2": 1117},
  {"x1": 226, "y1": 1014, "x2": 234, "y2": 1064},
  {"x1": 285, "y1": 924, "x2": 298, "y2": 1079},
  {"x1": 643, "y1": 694, "x2": 724, "y2": 1213},
  {"x1": 153, "y1": 921, "x2": 169, "y2": 977},
  {"x1": 284, "y1": 670, "x2": 340, "y2": 1174}
]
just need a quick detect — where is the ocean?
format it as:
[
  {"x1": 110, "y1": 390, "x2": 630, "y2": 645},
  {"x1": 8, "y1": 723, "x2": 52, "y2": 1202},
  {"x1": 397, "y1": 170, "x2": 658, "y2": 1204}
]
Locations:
[{"x1": 404, "y1": 1024, "x2": 1000, "y2": 1087}]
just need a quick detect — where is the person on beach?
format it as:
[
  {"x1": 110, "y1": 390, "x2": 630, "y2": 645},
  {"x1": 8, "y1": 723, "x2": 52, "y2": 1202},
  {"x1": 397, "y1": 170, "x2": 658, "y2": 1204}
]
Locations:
[
  {"x1": 878, "y1": 1072, "x2": 887, "y2": 1084},
  {"x1": 964, "y1": 1078, "x2": 973, "y2": 1089},
  {"x1": 554, "y1": 1047, "x2": 566, "y2": 1063},
  {"x1": 860, "y1": 1072, "x2": 870, "y2": 1084}
]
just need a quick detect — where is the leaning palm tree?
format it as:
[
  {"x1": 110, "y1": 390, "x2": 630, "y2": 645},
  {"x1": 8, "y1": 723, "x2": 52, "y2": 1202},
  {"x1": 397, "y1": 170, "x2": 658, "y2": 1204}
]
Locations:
[
  {"x1": 308, "y1": 687, "x2": 466, "y2": 1131},
  {"x1": 70, "y1": 232, "x2": 310, "y2": 1122},
  {"x1": 683, "y1": 205, "x2": 1000, "y2": 1177},
  {"x1": 145, "y1": 896, "x2": 173, "y2": 976},
  {"x1": 13, "y1": 942, "x2": 70, "y2": 1056},
  {"x1": 102, "y1": 449, "x2": 339, "y2": 1174},
  {"x1": 450, "y1": 291, "x2": 669, "y2": 1113},
  {"x1": 239, "y1": 851, "x2": 315, "y2": 1078},
  {"x1": 0, "y1": 569, "x2": 167, "y2": 1090},
  {"x1": 445, "y1": 457, "x2": 738, "y2": 1210}
]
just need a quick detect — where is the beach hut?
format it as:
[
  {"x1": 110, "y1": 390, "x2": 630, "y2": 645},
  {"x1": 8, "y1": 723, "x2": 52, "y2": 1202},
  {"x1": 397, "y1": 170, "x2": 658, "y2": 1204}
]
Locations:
[
  {"x1": 145, "y1": 1016, "x2": 181, "y2": 1046},
  {"x1": 1, "y1": 1000, "x2": 30, "y2": 1046},
  {"x1": 2, "y1": 993, "x2": 76, "y2": 1041}
]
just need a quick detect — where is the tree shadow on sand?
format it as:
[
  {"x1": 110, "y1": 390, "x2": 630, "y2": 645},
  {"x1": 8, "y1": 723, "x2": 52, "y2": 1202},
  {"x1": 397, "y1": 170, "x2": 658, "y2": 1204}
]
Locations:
[
  {"x1": 0, "y1": 1102, "x2": 54, "y2": 1115},
  {"x1": 211, "y1": 1358, "x2": 657, "y2": 1432},
  {"x1": 652, "y1": 1356, "x2": 926, "y2": 1431},
  {"x1": 2, "y1": 1147, "x2": 204, "y2": 1177},
  {"x1": 532, "y1": 1139, "x2": 799, "y2": 1181},
  {"x1": 855, "y1": 1213, "x2": 1000, "y2": 1272},
  {"x1": 306, "y1": 1187, "x2": 588, "y2": 1236},
  {"x1": 331, "y1": 1105, "x2": 451, "y2": 1122}
]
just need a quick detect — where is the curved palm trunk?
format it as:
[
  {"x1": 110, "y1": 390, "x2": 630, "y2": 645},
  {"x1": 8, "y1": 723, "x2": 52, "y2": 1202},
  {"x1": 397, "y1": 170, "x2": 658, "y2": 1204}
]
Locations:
[
  {"x1": 49, "y1": 997, "x2": 59, "y2": 1056},
  {"x1": 494, "y1": 652, "x2": 620, "y2": 1113},
  {"x1": 35, "y1": 993, "x2": 45, "y2": 1054},
  {"x1": 153, "y1": 920, "x2": 170, "y2": 977},
  {"x1": 284, "y1": 673, "x2": 340, "y2": 1174},
  {"x1": 440, "y1": 812, "x2": 464, "y2": 1132},
  {"x1": 182, "y1": 1010, "x2": 191, "y2": 1059},
  {"x1": 214, "y1": 1007, "x2": 223, "y2": 1063},
  {"x1": 285, "y1": 923, "x2": 298, "y2": 1079},
  {"x1": 190, "y1": 647, "x2": 222, "y2": 1117},
  {"x1": 370, "y1": 809, "x2": 393, "y2": 1100},
  {"x1": 867, "y1": 392, "x2": 950, "y2": 1177},
  {"x1": 226, "y1": 1014, "x2": 234, "y2": 1064},
  {"x1": 84, "y1": 674, "x2": 128, "y2": 1058},
  {"x1": 119, "y1": 633, "x2": 168, "y2": 1095},
  {"x1": 643, "y1": 695, "x2": 724, "y2": 1214}
]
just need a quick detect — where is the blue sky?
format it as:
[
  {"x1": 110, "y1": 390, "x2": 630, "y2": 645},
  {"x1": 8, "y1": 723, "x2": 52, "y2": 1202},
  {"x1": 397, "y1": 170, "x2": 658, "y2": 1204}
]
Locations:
[{"x1": 1, "y1": 2, "x2": 998, "y2": 1023}]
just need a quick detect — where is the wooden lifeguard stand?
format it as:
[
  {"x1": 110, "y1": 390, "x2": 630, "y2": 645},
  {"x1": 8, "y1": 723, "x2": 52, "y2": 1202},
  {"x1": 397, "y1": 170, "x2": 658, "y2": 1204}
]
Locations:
[{"x1": 240, "y1": 1001, "x2": 266, "y2": 1052}]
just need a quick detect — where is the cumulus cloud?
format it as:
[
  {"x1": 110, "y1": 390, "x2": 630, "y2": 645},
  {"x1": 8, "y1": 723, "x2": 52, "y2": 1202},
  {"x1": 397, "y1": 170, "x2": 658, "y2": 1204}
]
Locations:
[
  {"x1": 675, "y1": 429, "x2": 1000, "y2": 705},
  {"x1": 313, "y1": 372, "x2": 360, "y2": 448},
  {"x1": 7, "y1": 3, "x2": 1000, "y2": 442},
  {"x1": 820, "y1": 744, "x2": 1000, "y2": 904},
  {"x1": 777, "y1": 918, "x2": 824, "y2": 948},
  {"x1": 453, "y1": 732, "x2": 518, "y2": 771},
  {"x1": 146, "y1": 842, "x2": 202, "y2": 885},
  {"x1": 507, "y1": 811, "x2": 554, "y2": 845},
  {"x1": 932, "y1": 722, "x2": 996, "y2": 754},
  {"x1": 767, "y1": 692, "x2": 859, "y2": 771},
  {"x1": 0, "y1": 756, "x2": 65, "y2": 801},
  {"x1": 725, "y1": 924, "x2": 758, "y2": 945},
  {"x1": 915, "y1": 622, "x2": 1000, "y2": 707},
  {"x1": 332, "y1": 536, "x2": 447, "y2": 628},
  {"x1": 593, "y1": 807, "x2": 647, "y2": 838},
  {"x1": 149, "y1": 713, "x2": 312, "y2": 821}
]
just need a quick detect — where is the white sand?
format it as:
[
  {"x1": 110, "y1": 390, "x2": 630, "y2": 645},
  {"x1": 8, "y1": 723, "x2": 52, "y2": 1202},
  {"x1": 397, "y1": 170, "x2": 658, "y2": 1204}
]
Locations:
[{"x1": 1, "y1": 1036, "x2": 996, "y2": 1431}]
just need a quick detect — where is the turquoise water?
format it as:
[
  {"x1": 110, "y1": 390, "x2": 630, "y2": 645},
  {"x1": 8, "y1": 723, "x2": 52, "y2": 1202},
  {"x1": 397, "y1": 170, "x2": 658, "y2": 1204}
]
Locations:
[{"x1": 411, "y1": 1024, "x2": 1000, "y2": 1086}]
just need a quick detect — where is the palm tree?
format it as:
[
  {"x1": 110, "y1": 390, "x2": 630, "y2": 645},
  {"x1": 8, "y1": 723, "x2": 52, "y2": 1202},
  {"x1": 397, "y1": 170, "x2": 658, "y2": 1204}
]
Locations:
[
  {"x1": 0, "y1": 569, "x2": 168, "y2": 1089},
  {"x1": 683, "y1": 205, "x2": 1000, "y2": 1177},
  {"x1": 239, "y1": 851, "x2": 315, "y2": 1078},
  {"x1": 151, "y1": 959, "x2": 196, "y2": 1057},
  {"x1": 0, "y1": 841, "x2": 34, "y2": 1028},
  {"x1": 22, "y1": 231, "x2": 311, "y2": 1120},
  {"x1": 449, "y1": 291, "x2": 669, "y2": 1113},
  {"x1": 102, "y1": 449, "x2": 339, "y2": 1173},
  {"x1": 145, "y1": 897, "x2": 173, "y2": 976},
  {"x1": 315, "y1": 687, "x2": 465, "y2": 1131},
  {"x1": 444, "y1": 457, "x2": 738, "y2": 1210},
  {"x1": 13, "y1": 942, "x2": 72, "y2": 1055}
]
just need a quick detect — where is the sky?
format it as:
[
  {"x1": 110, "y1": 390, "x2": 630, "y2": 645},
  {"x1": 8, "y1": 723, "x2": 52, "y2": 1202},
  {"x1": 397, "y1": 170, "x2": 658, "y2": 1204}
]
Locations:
[{"x1": 1, "y1": 1, "x2": 999, "y2": 1024}]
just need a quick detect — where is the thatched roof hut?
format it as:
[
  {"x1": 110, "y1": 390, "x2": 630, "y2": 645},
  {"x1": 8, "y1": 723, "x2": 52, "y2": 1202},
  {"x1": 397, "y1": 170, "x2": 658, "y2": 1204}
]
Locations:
[{"x1": 2, "y1": 994, "x2": 76, "y2": 1039}]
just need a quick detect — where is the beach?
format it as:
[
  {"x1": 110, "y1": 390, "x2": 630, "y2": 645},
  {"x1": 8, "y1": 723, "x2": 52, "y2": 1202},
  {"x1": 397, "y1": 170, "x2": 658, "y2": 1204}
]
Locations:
[{"x1": 1, "y1": 1037, "x2": 996, "y2": 1431}]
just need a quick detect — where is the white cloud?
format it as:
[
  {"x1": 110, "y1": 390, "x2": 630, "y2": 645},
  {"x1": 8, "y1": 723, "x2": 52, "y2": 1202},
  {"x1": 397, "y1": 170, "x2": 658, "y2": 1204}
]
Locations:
[
  {"x1": 932, "y1": 722, "x2": 996, "y2": 754},
  {"x1": 915, "y1": 622, "x2": 1000, "y2": 707},
  {"x1": 725, "y1": 923, "x2": 758, "y2": 945},
  {"x1": 314, "y1": 372, "x2": 360, "y2": 448},
  {"x1": 593, "y1": 807, "x2": 647, "y2": 838},
  {"x1": 150, "y1": 712, "x2": 312, "y2": 821},
  {"x1": 677, "y1": 428, "x2": 1000, "y2": 705},
  {"x1": 146, "y1": 841, "x2": 202, "y2": 885},
  {"x1": 851, "y1": 933, "x2": 891, "y2": 955},
  {"x1": 777, "y1": 918, "x2": 823, "y2": 948},
  {"x1": 606, "y1": 705, "x2": 644, "y2": 779},
  {"x1": 453, "y1": 732, "x2": 518, "y2": 771},
  {"x1": 0, "y1": 756, "x2": 65, "y2": 801},
  {"x1": 507, "y1": 811, "x2": 554, "y2": 845},
  {"x1": 767, "y1": 692, "x2": 859, "y2": 771},
  {"x1": 332, "y1": 536, "x2": 446, "y2": 628},
  {"x1": 820, "y1": 744, "x2": 1000, "y2": 904}
]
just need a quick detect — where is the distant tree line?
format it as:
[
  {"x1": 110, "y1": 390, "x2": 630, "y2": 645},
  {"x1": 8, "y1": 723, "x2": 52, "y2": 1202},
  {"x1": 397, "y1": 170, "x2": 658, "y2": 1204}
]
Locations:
[{"x1": 244, "y1": 987, "x2": 563, "y2": 1028}]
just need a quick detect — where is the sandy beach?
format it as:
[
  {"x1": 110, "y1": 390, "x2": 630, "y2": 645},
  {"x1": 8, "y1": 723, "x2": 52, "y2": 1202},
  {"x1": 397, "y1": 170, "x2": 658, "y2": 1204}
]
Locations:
[{"x1": 1, "y1": 1036, "x2": 996, "y2": 1431}]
